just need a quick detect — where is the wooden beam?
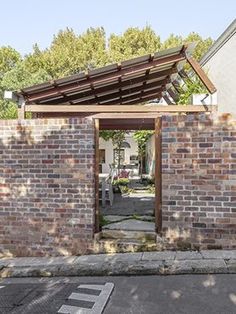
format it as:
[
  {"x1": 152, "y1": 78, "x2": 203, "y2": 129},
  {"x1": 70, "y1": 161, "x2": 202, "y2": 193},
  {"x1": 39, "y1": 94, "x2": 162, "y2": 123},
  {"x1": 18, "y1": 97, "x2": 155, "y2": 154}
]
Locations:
[
  {"x1": 39, "y1": 70, "x2": 175, "y2": 105},
  {"x1": 107, "y1": 93, "x2": 162, "y2": 106},
  {"x1": 155, "y1": 117, "x2": 162, "y2": 233},
  {"x1": 25, "y1": 104, "x2": 217, "y2": 113},
  {"x1": 94, "y1": 118, "x2": 100, "y2": 233},
  {"x1": 99, "y1": 123, "x2": 155, "y2": 130},
  {"x1": 162, "y1": 94, "x2": 174, "y2": 105},
  {"x1": 186, "y1": 55, "x2": 217, "y2": 94},
  {"x1": 17, "y1": 97, "x2": 25, "y2": 119},
  {"x1": 72, "y1": 82, "x2": 163, "y2": 105},
  {"x1": 172, "y1": 80, "x2": 182, "y2": 94},
  {"x1": 91, "y1": 113, "x2": 161, "y2": 119},
  {"x1": 166, "y1": 88, "x2": 179, "y2": 102},
  {"x1": 26, "y1": 53, "x2": 185, "y2": 103},
  {"x1": 178, "y1": 69, "x2": 190, "y2": 81},
  {"x1": 18, "y1": 107, "x2": 25, "y2": 119}
]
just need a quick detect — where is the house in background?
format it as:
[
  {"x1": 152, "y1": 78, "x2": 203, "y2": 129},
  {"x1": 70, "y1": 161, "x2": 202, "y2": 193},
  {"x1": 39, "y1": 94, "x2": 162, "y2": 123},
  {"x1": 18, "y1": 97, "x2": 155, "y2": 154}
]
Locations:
[
  {"x1": 146, "y1": 135, "x2": 155, "y2": 177},
  {"x1": 200, "y1": 19, "x2": 236, "y2": 115},
  {"x1": 99, "y1": 133, "x2": 139, "y2": 175}
]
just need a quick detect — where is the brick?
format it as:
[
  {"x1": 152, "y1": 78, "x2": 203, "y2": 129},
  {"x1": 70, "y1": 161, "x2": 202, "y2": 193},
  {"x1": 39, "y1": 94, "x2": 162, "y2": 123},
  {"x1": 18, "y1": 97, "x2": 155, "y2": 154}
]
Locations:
[
  {"x1": 199, "y1": 143, "x2": 213, "y2": 147},
  {"x1": 176, "y1": 148, "x2": 190, "y2": 153},
  {"x1": 162, "y1": 113, "x2": 236, "y2": 250},
  {"x1": 192, "y1": 223, "x2": 206, "y2": 228},
  {"x1": 0, "y1": 117, "x2": 95, "y2": 257}
]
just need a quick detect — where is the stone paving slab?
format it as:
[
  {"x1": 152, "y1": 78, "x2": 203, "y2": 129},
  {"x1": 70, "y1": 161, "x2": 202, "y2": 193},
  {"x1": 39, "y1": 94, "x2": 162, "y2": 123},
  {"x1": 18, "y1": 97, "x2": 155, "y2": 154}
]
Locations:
[
  {"x1": 104, "y1": 215, "x2": 132, "y2": 222},
  {"x1": 0, "y1": 256, "x2": 77, "y2": 268},
  {"x1": 201, "y1": 250, "x2": 236, "y2": 260},
  {"x1": 176, "y1": 251, "x2": 202, "y2": 260},
  {"x1": 164, "y1": 259, "x2": 227, "y2": 274},
  {"x1": 103, "y1": 219, "x2": 155, "y2": 231},
  {"x1": 142, "y1": 251, "x2": 176, "y2": 261},
  {"x1": 1, "y1": 250, "x2": 236, "y2": 278},
  {"x1": 75, "y1": 253, "x2": 142, "y2": 264},
  {"x1": 104, "y1": 215, "x2": 155, "y2": 223}
]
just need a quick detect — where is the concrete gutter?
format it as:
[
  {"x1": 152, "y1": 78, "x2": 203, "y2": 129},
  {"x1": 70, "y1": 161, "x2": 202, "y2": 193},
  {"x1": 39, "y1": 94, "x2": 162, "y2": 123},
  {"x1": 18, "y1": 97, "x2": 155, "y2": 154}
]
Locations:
[{"x1": 0, "y1": 250, "x2": 236, "y2": 278}]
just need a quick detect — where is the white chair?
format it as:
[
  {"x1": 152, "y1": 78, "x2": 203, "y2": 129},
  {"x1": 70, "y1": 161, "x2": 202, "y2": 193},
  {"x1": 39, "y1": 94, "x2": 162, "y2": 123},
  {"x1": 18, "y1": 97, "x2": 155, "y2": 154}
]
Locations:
[{"x1": 99, "y1": 175, "x2": 114, "y2": 206}]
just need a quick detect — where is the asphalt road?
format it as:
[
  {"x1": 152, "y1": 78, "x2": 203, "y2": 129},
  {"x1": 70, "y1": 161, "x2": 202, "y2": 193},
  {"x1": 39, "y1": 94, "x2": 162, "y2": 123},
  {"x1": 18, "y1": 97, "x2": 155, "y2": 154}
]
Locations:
[{"x1": 0, "y1": 275, "x2": 236, "y2": 314}]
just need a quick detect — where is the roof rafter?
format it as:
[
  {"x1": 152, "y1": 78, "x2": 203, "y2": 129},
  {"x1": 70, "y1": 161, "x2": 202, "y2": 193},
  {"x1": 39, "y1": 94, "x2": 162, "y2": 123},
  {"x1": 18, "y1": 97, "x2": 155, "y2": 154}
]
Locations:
[{"x1": 13, "y1": 44, "x2": 217, "y2": 111}]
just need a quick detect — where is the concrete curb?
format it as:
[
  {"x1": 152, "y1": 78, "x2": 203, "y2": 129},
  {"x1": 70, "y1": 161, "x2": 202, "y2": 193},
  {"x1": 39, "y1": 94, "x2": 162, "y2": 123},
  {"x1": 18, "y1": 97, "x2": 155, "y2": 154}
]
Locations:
[{"x1": 0, "y1": 250, "x2": 236, "y2": 278}]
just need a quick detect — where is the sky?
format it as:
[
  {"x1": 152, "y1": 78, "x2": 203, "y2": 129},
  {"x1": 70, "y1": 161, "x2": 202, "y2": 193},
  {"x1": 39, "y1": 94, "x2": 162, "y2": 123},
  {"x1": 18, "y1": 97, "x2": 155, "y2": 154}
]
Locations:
[{"x1": 0, "y1": 0, "x2": 235, "y2": 55}]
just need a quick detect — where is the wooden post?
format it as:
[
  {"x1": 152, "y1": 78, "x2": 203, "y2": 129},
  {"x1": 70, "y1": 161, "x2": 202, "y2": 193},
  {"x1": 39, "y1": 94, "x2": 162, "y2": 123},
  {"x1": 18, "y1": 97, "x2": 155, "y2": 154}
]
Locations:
[
  {"x1": 155, "y1": 117, "x2": 162, "y2": 234},
  {"x1": 18, "y1": 97, "x2": 25, "y2": 119},
  {"x1": 94, "y1": 119, "x2": 100, "y2": 233},
  {"x1": 186, "y1": 55, "x2": 217, "y2": 94}
]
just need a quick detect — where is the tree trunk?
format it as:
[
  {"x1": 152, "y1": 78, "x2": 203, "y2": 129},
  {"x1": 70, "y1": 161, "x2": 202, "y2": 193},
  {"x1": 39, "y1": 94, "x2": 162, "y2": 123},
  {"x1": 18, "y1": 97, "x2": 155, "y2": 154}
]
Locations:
[
  {"x1": 140, "y1": 155, "x2": 143, "y2": 180},
  {"x1": 117, "y1": 144, "x2": 121, "y2": 175}
]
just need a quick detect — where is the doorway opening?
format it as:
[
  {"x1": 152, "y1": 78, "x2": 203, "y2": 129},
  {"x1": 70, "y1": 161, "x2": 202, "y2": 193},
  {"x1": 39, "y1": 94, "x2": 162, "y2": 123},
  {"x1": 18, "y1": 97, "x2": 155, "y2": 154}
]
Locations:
[{"x1": 94, "y1": 116, "x2": 162, "y2": 252}]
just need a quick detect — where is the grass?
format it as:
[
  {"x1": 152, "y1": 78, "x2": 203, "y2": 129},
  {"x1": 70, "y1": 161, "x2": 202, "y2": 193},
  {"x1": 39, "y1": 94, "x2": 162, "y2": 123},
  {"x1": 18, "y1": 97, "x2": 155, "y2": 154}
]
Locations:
[{"x1": 99, "y1": 214, "x2": 110, "y2": 227}]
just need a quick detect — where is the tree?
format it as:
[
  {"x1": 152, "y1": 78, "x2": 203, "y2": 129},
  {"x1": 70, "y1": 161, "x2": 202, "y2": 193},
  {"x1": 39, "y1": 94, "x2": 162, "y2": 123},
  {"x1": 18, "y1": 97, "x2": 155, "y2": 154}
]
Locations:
[
  {"x1": 133, "y1": 131, "x2": 153, "y2": 178},
  {"x1": 0, "y1": 46, "x2": 22, "y2": 119},
  {"x1": 108, "y1": 26, "x2": 161, "y2": 62},
  {"x1": 0, "y1": 46, "x2": 21, "y2": 79},
  {"x1": 161, "y1": 32, "x2": 213, "y2": 61},
  {"x1": 0, "y1": 61, "x2": 51, "y2": 119},
  {"x1": 161, "y1": 34, "x2": 183, "y2": 50},
  {"x1": 177, "y1": 76, "x2": 207, "y2": 105},
  {"x1": 24, "y1": 27, "x2": 108, "y2": 79},
  {"x1": 100, "y1": 130, "x2": 127, "y2": 173},
  {"x1": 184, "y1": 32, "x2": 213, "y2": 61}
]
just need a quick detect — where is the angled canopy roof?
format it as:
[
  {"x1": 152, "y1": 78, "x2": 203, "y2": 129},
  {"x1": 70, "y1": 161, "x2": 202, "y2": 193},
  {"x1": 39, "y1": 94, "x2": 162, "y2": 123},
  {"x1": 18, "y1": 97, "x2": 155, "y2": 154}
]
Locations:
[{"x1": 17, "y1": 43, "x2": 216, "y2": 108}]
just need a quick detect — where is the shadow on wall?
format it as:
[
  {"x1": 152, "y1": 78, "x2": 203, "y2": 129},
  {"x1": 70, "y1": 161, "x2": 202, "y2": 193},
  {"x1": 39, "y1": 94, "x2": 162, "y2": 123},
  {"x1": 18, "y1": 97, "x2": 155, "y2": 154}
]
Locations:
[
  {"x1": 162, "y1": 112, "x2": 236, "y2": 250},
  {"x1": 0, "y1": 117, "x2": 95, "y2": 257}
]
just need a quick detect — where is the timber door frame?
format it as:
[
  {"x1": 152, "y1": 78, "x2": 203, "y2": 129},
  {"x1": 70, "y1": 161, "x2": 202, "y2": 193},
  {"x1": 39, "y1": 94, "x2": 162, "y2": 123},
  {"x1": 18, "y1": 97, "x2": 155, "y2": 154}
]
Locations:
[
  {"x1": 94, "y1": 118, "x2": 100, "y2": 233},
  {"x1": 93, "y1": 116, "x2": 162, "y2": 235},
  {"x1": 155, "y1": 117, "x2": 162, "y2": 234}
]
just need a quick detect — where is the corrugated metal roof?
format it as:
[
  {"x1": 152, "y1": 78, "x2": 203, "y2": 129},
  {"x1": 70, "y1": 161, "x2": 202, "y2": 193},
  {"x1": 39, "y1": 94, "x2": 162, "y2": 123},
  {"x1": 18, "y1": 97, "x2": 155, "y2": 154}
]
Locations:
[
  {"x1": 17, "y1": 43, "x2": 215, "y2": 107},
  {"x1": 18, "y1": 45, "x2": 188, "y2": 106}
]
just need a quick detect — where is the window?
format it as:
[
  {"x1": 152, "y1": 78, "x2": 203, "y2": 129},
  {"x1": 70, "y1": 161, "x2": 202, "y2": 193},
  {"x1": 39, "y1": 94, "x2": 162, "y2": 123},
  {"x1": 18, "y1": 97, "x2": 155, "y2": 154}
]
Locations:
[
  {"x1": 99, "y1": 149, "x2": 106, "y2": 164},
  {"x1": 130, "y1": 155, "x2": 138, "y2": 165},
  {"x1": 130, "y1": 155, "x2": 138, "y2": 161}
]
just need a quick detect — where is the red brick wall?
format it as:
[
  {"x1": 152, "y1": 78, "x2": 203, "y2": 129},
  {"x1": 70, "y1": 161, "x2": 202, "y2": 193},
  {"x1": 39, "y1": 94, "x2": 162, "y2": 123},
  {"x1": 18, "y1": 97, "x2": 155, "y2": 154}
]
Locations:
[
  {"x1": 162, "y1": 113, "x2": 236, "y2": 249},
  {"x1": 0, "y1": 118, "x2": 95, "y2": 257}
]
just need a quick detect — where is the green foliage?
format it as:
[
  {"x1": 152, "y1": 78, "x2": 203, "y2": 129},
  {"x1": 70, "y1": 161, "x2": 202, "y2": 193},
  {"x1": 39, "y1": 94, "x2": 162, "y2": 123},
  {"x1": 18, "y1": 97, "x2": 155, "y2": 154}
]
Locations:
[
  {"x1": 177, "y1": 77, "x2": 207, "y2": 105},
  {"x1": 161, "y1": 34, "x2": 183, "y2": 50},
  {"x1": 133, "y1": 131, "x2": 154, "y2": 177},
  {"x1": 100, "y1": 130, "x2": 127, "y2": 170},
  {"x1": 113, "y1": 178, "x2": 130, "y2": 186},
  {"x1": 109, "y1": 26, "x2": 161, "y2": 62},
  {"x1": 0, "y1": 46, "x2": 21, "y2": 78},
  {"x1": 1, "y1": 62, "x2": 51, "y2": 91},
  {"x1": 147, "y1": 184, "x2": 155, "y2": 194},
  {"x1": 99, "y1": 130, "x2": 127, "y2": 150},
  {"x1": 161, "y1": 32, "x2": 213, "y2": 61},
  {"x1": 99, "y1": 214, "x2": 110, "y2": 227},
  {"x1": 184, "y1": 32, "x2": 213, "y2": 61},
  {"x1": 133, "y1": 131, "x2": 153, "y2": 157},
  {"x1": 0, "y1": 100, "x2": 17, "y2": 119},
  {"x1": 119, "y1": 186, "x2": 130, "y2": 194},
  {"x1": 24, "y1": 27, "x2": 108, "y2": 79},
  {"x1": 0, "y1": 62, "x2": 51, "y2": 119}
]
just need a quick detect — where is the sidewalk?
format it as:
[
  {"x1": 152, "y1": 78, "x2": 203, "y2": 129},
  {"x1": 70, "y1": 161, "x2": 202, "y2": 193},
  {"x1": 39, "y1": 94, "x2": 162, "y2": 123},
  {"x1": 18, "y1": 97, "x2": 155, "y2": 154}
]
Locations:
[{"x1": 0, "y1": 250, "x2": 236, "y2": 278}]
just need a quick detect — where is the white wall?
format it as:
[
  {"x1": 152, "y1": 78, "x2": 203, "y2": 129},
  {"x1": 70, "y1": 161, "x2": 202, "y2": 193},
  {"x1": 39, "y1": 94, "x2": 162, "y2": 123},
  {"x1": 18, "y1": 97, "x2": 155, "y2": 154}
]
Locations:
[
  {"x1": 146, "y1": 134, "x2": 155, "y2": 177},
  {"x1": 202, "y1": 32, "x2": 236, "y2": 115},
  {"x1": 99, "y1": 134, "x2": 138, "y2": 173}
]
